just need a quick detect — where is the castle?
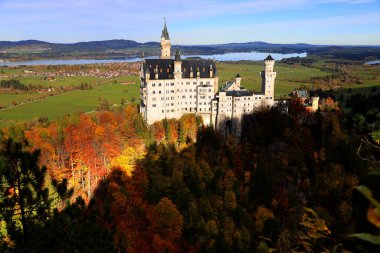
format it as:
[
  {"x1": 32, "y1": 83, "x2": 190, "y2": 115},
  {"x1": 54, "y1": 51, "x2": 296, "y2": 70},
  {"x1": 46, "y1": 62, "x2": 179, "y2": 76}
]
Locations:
[{"x1": 140, "y1": 22, "x2": 277, "y2": 133}]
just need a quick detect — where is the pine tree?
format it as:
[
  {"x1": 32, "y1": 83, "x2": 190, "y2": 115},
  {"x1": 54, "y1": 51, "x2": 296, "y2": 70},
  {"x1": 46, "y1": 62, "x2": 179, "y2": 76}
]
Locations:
[{"x1": 0, "y1": 138, "x2": 71, "y2": 252}]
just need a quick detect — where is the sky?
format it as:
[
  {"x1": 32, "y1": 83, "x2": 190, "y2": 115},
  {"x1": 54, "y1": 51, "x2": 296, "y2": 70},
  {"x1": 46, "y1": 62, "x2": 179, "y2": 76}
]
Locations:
[{"x1": 0, "y1": 0, "x2": 379, "y2": 45}]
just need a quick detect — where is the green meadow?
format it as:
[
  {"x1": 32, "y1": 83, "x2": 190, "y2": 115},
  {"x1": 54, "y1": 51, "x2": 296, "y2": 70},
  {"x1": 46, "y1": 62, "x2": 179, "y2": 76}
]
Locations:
[
  {"x1": 0, "y1": 75, "x2": 102, "y2": 87},
  {"x1": 217, "y1": 61, "x2": 330, "y2": 97},
  {"x1": 0, "y1": 76, "x2": 139, "y2": 128}
]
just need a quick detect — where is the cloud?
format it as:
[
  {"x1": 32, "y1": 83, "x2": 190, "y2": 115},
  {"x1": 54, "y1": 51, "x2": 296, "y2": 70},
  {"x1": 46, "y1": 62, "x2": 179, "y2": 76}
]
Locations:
[{"x1": 318, "y1": 0, "x2": 376, "y2": 4}]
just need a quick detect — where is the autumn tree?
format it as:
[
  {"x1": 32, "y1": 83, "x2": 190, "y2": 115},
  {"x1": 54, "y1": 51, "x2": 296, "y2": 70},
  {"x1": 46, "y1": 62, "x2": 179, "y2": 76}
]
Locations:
[{"x1": 0, "y1": 138, "x2": 72, "y2": 252}]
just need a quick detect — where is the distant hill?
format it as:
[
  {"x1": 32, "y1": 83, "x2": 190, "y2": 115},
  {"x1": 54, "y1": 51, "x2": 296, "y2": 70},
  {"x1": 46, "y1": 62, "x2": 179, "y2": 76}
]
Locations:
[{"x1": 0, "y1": 39, "x2": 379, "y2": 61}]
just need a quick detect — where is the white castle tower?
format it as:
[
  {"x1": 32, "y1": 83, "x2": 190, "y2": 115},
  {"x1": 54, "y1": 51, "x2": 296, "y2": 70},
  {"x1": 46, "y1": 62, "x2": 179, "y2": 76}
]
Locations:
[
  {"x1": 160, "y1": 20, "x2": 171, "y2": 59},
  {"x1": 261, "y1": 55, "x2": 277, "y2": 106}
]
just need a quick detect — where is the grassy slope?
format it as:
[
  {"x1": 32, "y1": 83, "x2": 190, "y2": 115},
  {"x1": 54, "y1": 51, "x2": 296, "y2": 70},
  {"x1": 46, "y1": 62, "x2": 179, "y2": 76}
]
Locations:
[
  {"x1": 217, "y1": 61, "x2": 329, "y2": 97},
  {"x1": 0, "y1": 76, "x2": 139, "y2": 128},
  {"x1": 0, "y1": 76, "x2": 102, "y2": 88}
]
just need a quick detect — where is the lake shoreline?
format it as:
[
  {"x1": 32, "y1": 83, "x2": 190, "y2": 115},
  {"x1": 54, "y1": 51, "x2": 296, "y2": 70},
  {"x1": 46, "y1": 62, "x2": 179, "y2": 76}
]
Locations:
[{"x1": 0, "y1": 51, "x2": 307, "y2": 67}]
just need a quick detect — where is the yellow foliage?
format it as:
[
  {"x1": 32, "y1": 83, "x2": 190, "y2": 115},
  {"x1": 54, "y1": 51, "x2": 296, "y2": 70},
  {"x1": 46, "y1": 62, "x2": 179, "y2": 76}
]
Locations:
[
  {"x1": 255, "y1": 206, "x2": 274, "y2": 233},
  {"x1": 110, "y1": 146, "x2": 144, "y2": 176}
]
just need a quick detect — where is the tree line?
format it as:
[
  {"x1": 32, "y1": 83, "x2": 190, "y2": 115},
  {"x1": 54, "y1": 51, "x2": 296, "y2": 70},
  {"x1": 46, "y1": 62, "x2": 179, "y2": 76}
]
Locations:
[{"x1": 0, "y1": 98, "x2": 379, "y2": 252}]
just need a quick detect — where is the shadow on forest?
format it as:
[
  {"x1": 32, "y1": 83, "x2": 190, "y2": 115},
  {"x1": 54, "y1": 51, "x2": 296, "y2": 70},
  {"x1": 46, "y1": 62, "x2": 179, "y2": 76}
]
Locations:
[{"x1": 2, "y1": 104, "x2": 380, "y2": 252}]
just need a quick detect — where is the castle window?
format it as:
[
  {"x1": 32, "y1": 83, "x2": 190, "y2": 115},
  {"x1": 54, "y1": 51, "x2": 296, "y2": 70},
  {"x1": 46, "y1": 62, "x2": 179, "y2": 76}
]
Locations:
[
  {"x1": 182, "y1": 96, "x2": 186, "y2": 99},
  {"x1": 161, "y1": 97, "x2": 164, "y2": 101},
  {"x1": 206, "y1": 82, "x2": 210, "y2": 85},
  {"x1": 186, "y1": 82, "x2": 190, "y2": 85},
  {"x1": 162, "y1": 110, "x2": 164, "y2": 113},
  {"x1": 193, "y1": 82, "x2": 196, "y2": 85},
  {"x1": 152, "y1": 98, "x2": 156, "y2": 101},
  {"x1": 171, "y1": 109, "x2": 174, "y2": 112},
  {"x1": 159, "y1": 83, "x2": 161, "y2": 86},
  {"x1": 171, "y1": 83, "x2": 174, "y2": 86},
  {"x1": 171, "y1": 90, "x2": 174, "y2": 93},
  {"x1": 153, "y1": 91, "x2": 156, "y2": 94},
  {"x1": 152, "y1": 104, "x2": 156, "y2": 107},
  {"x1": 152, "y1": 83, "x2": 155, "y2": 87}
]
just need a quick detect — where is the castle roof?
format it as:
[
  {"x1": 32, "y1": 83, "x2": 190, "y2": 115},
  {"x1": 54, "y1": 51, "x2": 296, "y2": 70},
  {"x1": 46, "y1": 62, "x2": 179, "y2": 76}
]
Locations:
[
  {"x1": 161, "y1": 22, "x2": 170, "y2": 40},
  {"x1": 175, "y1": 48, "x2": 181, "y2": 61},
  {"x1": 292, "y1": 90, "x2": 308, "y2": 98},
  {"x1": 142, "y1": 58, "x2": 216, "y2": 80},
  {"x1": 225, "y1": 90, "x2": 252, "y2": 97},
  {"x1": 265, "y1": 55, "x2": 274, "y2": 61}
]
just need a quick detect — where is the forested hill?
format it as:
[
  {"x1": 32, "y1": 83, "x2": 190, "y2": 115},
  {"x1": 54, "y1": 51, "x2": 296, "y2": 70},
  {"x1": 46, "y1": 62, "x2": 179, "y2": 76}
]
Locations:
[
  {"x1": 1, "y1": 39, "x2": 380, "y2": 61},
  {"x1": 1, "y1": 93, "x2": 380, "y2": 252}
]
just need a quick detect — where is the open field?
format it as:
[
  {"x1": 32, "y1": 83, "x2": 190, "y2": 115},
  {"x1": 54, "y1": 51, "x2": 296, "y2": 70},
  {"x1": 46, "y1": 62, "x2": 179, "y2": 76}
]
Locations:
[
  {"x1": 0, "y1": 75, "x2": 102, "y2": 87},
  {"x1": 218, "y1": 61, "x2": 331, "y2": 97},
  {"x1": 218, "y1": 61, "x2": 380, "y2": 98},
  {"x1": 0, "y1": 92, "x2": 48, "y2": 107},
  {"x1": 0, "y1": 76, "x2": 139, "y2": 128}
]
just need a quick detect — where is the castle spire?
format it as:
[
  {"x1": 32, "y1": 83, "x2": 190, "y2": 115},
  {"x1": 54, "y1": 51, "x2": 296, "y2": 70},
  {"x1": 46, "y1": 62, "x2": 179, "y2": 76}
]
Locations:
[
  {"x1": 160, "y1": 18, "x2": 171, "y2": 59},
  {"x1": 175, "y1": 47, "x2": 181, "y2": 61},
  {"x1": 161, "y1": 18, "x2": 170, "y2": 40}
]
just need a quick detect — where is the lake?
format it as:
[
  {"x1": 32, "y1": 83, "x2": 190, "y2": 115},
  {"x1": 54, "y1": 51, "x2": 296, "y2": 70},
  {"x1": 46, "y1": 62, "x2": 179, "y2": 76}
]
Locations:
[
  {"x1": 365, "y1": 60, "x2": 380, "y2": 65},
  {"x1": 0, "y1": 51, "x2": 307, "y2": 66}
]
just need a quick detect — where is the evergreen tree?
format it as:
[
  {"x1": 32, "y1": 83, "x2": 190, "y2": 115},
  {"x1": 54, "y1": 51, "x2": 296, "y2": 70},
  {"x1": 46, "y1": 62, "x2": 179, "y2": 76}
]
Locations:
[{"x1": 0, "y1": 138, "x2": 71, "y2": 252}]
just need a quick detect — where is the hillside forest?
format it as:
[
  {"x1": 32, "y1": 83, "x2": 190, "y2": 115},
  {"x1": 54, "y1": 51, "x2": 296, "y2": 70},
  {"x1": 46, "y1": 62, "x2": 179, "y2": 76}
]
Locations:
[{"x1": 0, "y1": 91, "x2": 380, "y2": 252}]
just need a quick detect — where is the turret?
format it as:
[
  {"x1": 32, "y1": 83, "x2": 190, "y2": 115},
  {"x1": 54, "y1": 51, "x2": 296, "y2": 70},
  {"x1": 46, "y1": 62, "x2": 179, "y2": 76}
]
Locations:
[
  {"x1": 235, "y1": 73, "x2": 241, "y2": 88},
  {"x1": 160, "y1": 20, "x2": 171, "y2": 59},
  {"x1": 311, "y1": 96, "x2": 319, "y2": 112},
  {"x1": 154, "y1": 65, "x2": 159, "y2": 79},
  {"x1": 261, "y1": 55, "x2": 277, "y2": 104},
  {"x1": 174, "y1": 48, "x2": 182, "y2": 79}
]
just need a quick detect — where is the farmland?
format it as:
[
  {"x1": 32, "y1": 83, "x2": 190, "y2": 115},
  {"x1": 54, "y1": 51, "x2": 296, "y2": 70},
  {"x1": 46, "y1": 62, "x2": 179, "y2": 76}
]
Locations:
[
  {"x1": 0, "y1": 59, "x2": 379, "y2": 128},
  {"x1": 0, "y1": 76, "x2": 139, "y2": 128}
]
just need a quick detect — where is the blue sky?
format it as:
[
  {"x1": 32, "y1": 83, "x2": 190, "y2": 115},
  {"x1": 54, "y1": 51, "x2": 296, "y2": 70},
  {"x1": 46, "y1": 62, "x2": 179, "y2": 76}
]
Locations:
[{"x1": 0, "y1": 0, "x2": 379, "y2": 45}]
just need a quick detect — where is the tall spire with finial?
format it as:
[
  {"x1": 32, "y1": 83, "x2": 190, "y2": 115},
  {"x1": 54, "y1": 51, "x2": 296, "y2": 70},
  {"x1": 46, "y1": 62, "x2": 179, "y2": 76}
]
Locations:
[
  {"x1": 160, "y1": 18, "x2": 171, "y2": 59},
  {"x1": 175, "y1": 46, "x2": 181, "y2": 61},
  {"x1": 161, "y1": 18, "x2": 170, "y2": 40}
]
